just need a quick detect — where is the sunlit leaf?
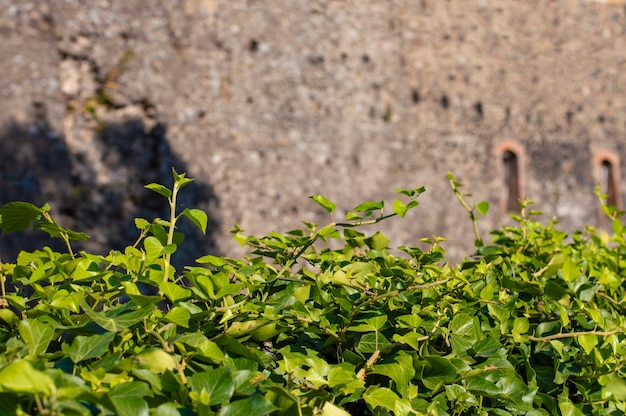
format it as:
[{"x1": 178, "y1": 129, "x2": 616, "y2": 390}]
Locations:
[
  {"x1": 182, "y1": 208, "x2": 208, "y2": 235},
  {"x1": 145, "y1": 183, "x2": 172, "y2": 199},
  {"x1": 309, "y1": 195, "x2": 336, "y2": 214}
]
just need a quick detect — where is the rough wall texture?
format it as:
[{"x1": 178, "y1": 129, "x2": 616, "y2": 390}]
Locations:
[{"x1": 1, "y1": 0, "x2": 626, "y2": 264}]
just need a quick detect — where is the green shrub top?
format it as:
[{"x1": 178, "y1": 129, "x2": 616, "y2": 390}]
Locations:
[{"x1": 0, "y1": 170, "x2": 625, "y2": 415}]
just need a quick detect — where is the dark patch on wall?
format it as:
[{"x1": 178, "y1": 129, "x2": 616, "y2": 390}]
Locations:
[
  {"x1": 411, "y1": 89, "x2": 420, "y2": 104},
  {"x1": 474, "y1": 101, "x2": 483, "y2": 120},
  {"x1": 248, "y1": 39, "x2": 259, "y2": 52},
  {"x1": 440, "y1": 94, "x2": 450, "y2": 109},
  {"x1": 0, "y1": 105, "x2": 220, "y2": 270},
  {"x1": 308, "y1": 55, "x2": 324, "y2": 65}
]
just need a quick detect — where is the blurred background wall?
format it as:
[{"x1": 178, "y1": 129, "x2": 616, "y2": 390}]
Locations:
[{"x1": 1, "y1": 0, "x2": 626, "y2": 264}]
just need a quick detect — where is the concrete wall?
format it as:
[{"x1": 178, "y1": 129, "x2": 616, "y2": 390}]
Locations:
[{"x1": 1, "y1": 0, "x2": 626, "y2": 264}]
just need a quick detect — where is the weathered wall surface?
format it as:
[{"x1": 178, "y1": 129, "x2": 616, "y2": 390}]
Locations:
[{"x1": 1, "y1": 0, "x2": 626, "y2": 263}]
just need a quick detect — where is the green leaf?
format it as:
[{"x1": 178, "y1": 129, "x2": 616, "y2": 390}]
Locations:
[
  {"x1": 577, "y1": 334, "x2": 598, "y2": 355},
  {"x1": 82, "y1": 303, "x2": 156, "y2": 333},
  {"x1": 363, "y1": 387, "x2": 412, "y2": 416},
  {"x1": 219, "y1": 395, "x2": 277, "y2": 416},
  {"x1": 161, "y1": 281, "x2": 192, "y2": 303},
  {"x1": 449, "y1": 313, "x2": 481, "y2": 357},
  {"x1": 33, "y1": 220, "x2": 89, "y2": 240},
  {"x1": 417, "y1": 356, "x2": 459, "y2": 390},
  {"x1": 348, "y1": 313, "x2": 388, "y2": 332},
  {"x1": 310, "y1": 195, "x2": 336, "y2": 214},
  {"x1": 189, "y1": 367, "x2": 234, "y2": 406},
  {"x1": 396, "y1": 315, "x2": 422, "y2": 329},
  {"x1": 319, "y1": 224, "x2": 340, "y2": 238},
  {"x1": 172, "y1": 168, "x2": 194, "y2": 188},
  {"x1": 153, "y1": 403, "x2": 183, "y2": 416},
  {"x1": 196, "y1": 254, "x2": 226, "y2": 267},
  {"x1": 50, "y1": 288, "x2": 85, "y2": 313},
  {"x1": 18, "y1": 318, "x2": 55, "y2": 358},
  {"x1": 393, "y1": 199, "x2": 407, "y2": 217},
  {"x1": 164, "y1": 306, "x2": 191, "y2": 328},
  {"x1": 352, "y1": 201, "x2": 384, "y2": 213},
  {"x1": 356, "y1": 333, "x2": 391, "y2": 354},
  {"x1": 135, "y1": 349, "x2": 178, "y2": 373},
  {"x1": 327, "y1": 364, "x2": 365, "y2": 396},
  {"x1": 107, "y1": 382, "x2": 152, "y2": 416},
  {"x1": 561, "y1": 258, "x2": 580, "y2": 282},
  {"x1": 599, "y1": 373, "x2": 626, "y2": 402},
  {"x1": 513, "y1": 317, "x2": 529, "y2": 334},
  {"x1": 365, "y1": 232, "x2": 390, "y2": 250},
  {"x1": 0, "y1": 360, "x2": 55, "y2": 396},
  {"x1": 0, "y1": 202, "x2": 43, "y2": 234},
  {"x1": 476, "y1": 201, "x2": 490, "y2": 215},
  {"x1": 320, "y1": 402, "x2": 351, "y2": 416},
  {"x1": 135, "y1": 218, "x2": 151, "y2": 231},
  {"x1": 62, "y1": 331, "x2": 115, "y2": 363},
  {"x1": 145, "y1": 183, "x2": 172, "y2": 199},
  {"x1": 181, "y1": 208, "x2": 208, "y2": 234},
  {"x1": 370, "y1": 351, "x2": 415, "y2": 398},
  {"x1": 144, "y1": 236, "x2": 167, "y2": 261},
  {"x1": 175, "y1": 332, "x2": 226, "y2": 363}
]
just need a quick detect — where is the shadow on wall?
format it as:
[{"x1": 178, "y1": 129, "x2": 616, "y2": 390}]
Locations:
[{"x1": 0, "y1": 103, "x2": 220, "y2": 271}]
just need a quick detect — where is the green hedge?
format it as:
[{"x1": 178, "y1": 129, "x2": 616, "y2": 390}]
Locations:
[{"x1": 0, "y1": 170, "x2": 625, "y2": 415}]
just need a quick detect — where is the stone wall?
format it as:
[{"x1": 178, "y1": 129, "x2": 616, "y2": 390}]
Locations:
[{"x1": 1, "y1": 0, "x2": 626, "y2": 264}]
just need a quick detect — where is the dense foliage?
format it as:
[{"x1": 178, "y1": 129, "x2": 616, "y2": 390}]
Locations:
[{"x1": 1, "y1": 170, "x2": 626, "y2": 415}]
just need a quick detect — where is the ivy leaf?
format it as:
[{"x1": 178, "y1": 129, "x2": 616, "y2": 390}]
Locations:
[
  {"x1": 352, "y1": 201, "x2": 384, "y2": 213},
  {"x1": 320, "y1": 402, "x2": 351, "y2": 416},
  {"x1": 164, "y1": 307, "x2": 191, "y2": 328},
  {"x1": 418, "y1": 356, "x2": 459, "y2": 390},
  {"x1": 144, "y1": 236, "x2": 165, "y2": 261},
  {"x1": 33, "y1": 221, "x2": 90, "y2": 240},
  {"x1": 348, "y1": 313, "x2": 388, "y2": 332},
  {"x1": 476, "y1": 201, "x2": 490, "y2": 215},
  {"x1": 62, "y1": 332, "x2": 115, "y2": 363},
  {"x1": 577, "y1": 334, "x2": 598, "y2": 355},
  {"x1": 393, "y1": 199, "x2": 407, "y2": 217},
  {"x1": 363, "y1": 387, "x2": 412, "y2": 416},
  {"x1": 135, "y1": 349, "x2": 178, "y2": 373},
  {"x1": 310, "y1": 195, "x2": 336, "y2": 214},
  {"x1": 0, "y1": 360, "x2": 55, "y2": 395},
  {"x1": 145, "y1": 183, "x2": 172, "y2": 199},
  {"x1": 82, "y1": 302, "x2": 156, "y2": 333},
  {"x1": 161, "y1": 281, "x2": 192, "y2": 303},
  {"x1": 172, "y1": 168, "x2": 194, "y2": 188},
  {"x1": 189, "y1": 367, "x2": 235, "y2": 406},
  {"x1": 18, "y1": 318, "x2": 55, "y2": 358},
  {"x1": 219, "y1": 395, "x2": 277, "y2": 416},
  {"x1": 0, "y1": 202, "x2": 43, "y2": 234},
  {"x1": 175, "y1": 332, "x2": 226, "y2": 364},
  {"x1": 182, "y1": 208, "x2": 208, "y2": 235},
  {"x1": 108, "y1": 382, "x2": 152, "y2": 416},
  {"x1": 370, "y1": 351, "x2": 415, "y2": 398}
]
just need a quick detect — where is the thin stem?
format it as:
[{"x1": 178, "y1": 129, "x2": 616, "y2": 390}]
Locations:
[
  {"x1": 43, "y1": 212, "x2": 75, "y2": 258},
  {"x1": 0, "y1": 261, "x2": 5, "y2": 299},
  {"x1": 532, "y1": 254, "x2": 557, "y2": 278},
  {"x1": 144, "y1": 320, "x2": 173, "y2": 352},
  {"x1": 448, "y1": 177, "x2": 482, "y2": 245},
  {"x1": 163, "y1": 182, "x2": 180, "y2": 284},
  {"x1": 356, "y1": 349, "x2": 381, "y2": 381},
  {"x1": 596, "y1": 292, "x2": 626, "y2": 311}
]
